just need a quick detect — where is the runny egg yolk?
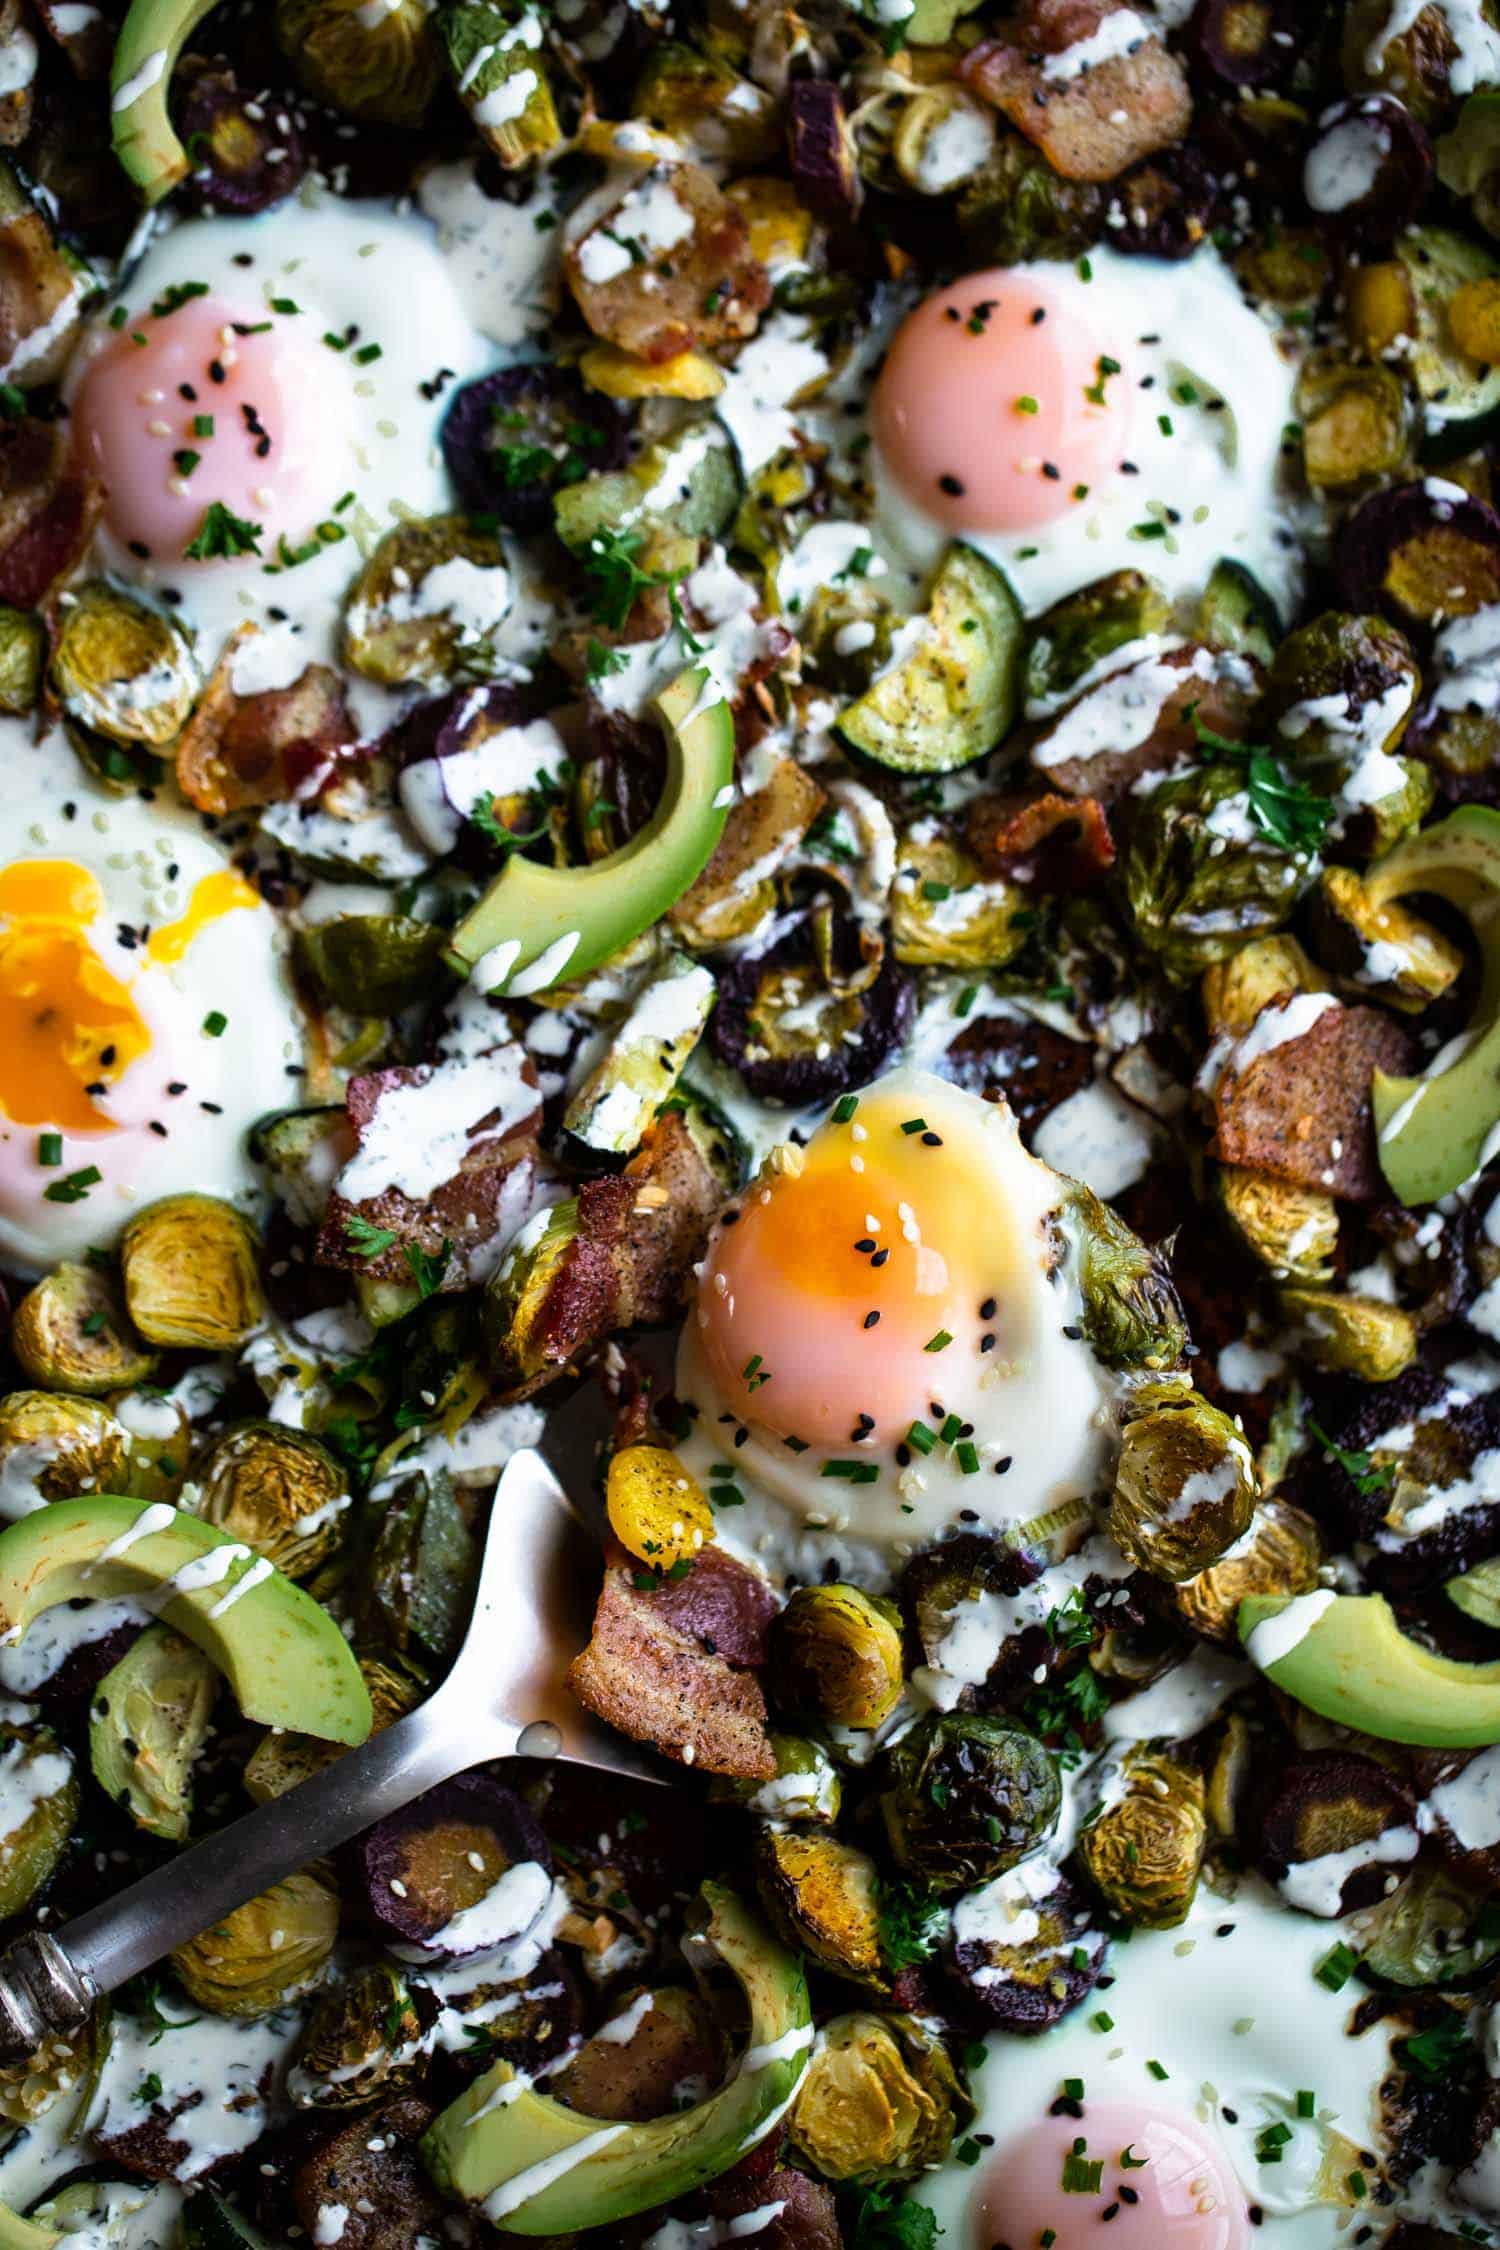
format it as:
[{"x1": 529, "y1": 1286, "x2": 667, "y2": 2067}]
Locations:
[
  {"x1": 0, "y1": 860, "x2": 261, "y2": 1132},
  {"x1": 695, "y1": 1084, "x2": 1037, "y2": 1450},
  {"x1": 72, "y1": 294, "x2": 357, "y2": 566},
  {"x1": 978, "y1": 2101, "x2": 1252, "y2": 2249},
  {"x1": 871, "y1": 268, "x2": 1134, "y2": 538}
]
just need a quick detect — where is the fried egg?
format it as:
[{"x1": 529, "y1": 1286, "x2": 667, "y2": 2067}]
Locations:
[
  {"x1": 0, "y1": 719, "x2": 304, "y2": 1274},
  {"x1": 67, "y1": 189, "x2": 495, "y2": 722},
  {"x1": 923, "y1": 1874, "x2": 1400, "y2": 2249},
  {"x1": 676, "y1": 1069, "x2": 1114, "y2": 1581},
  {"x1": 870, "y1": 244, "x2": 1302, "y2": 618}
]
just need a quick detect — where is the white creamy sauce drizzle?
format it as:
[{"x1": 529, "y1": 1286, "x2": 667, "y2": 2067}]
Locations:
[
  {"x1": 1278, "y1": 1824, "x2": 1420, "y2": 1918},
  {"x1": 336, "y1": 1044, "x2": 535, "y2": 1204},
  {"x1": 1244, "y1": 1588, "x2": 1336, "y2": 1670},
  {"x1": 85, "y1": 2006, "x2": 305, "y2": 2183}
]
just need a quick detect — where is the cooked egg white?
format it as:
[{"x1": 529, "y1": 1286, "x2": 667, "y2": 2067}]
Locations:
[{"x1": 0, "y1": 718, "x2": 304, "y2": 1273}]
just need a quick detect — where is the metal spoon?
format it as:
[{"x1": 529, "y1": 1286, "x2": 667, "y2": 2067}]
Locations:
[{"x1": 0, "y1": 1446, "x2": 663, "y2": 2064}]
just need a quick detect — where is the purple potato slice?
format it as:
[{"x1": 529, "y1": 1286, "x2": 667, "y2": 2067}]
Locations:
[{"x1": 441, "y1": 365, "x2": 630, "y2": 532}]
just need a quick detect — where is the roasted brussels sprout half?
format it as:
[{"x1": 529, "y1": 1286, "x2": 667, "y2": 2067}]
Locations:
[
  {"x1": 120, "y1": 1193, "x2": 264, "y2": 1350},
  {"x1": 1359, "y1": 1856, "x2": 1500, "y2": 1987},
  {"x1": 880, "y1": 1714, "x2": 1060, "y2": 1895},
  {"x1": 634, "y1": 42, "x2": 777, "y2": 163},
  {"x1": 1197, "y1": 560, "x2": 1281, "y2": 667},
  {"x1": 172, "y1": 1869, "x2": 340, "y2": 2018},
  {"x1": 0, "y1": 1389, "x2": 128, "y2": 1507},
  {"x1": 90, "y1": 1624, "x2": 218, "y2": 1842},
  {"x1": 771, "y1": 1585, "x2": 905, "y2": 1732},
  {"x1": 1174, "y1": 1497, "x2": 1324, "y2": 1647},
  {"x1": 1065, "y1": 1184, "x2": 1188, "y2": 1373},
  {"x1": 483, "y1": 1198, "x2": 580, "y2": 1391},
  {"x1": 9, "y1": 1261, "x2": 156, "y2": 1395},
  {"x1": 194, "y1": 1422, "x2": 350, "y2": 1581},
  {"x1": 344, "y1": 517, "x2": 512, "y2": 687},
  {"x1": 1110, "y1": 1391, "x2": 1257, "y2": 1583},
  {"x1": 359, "y1": 1458, "x2": 478, "y2": 1669},
  {"x1": 1263, "y1": 611, "x2": 1426, "y2": 849},
  {"x1": 957, "y1": 133, "x2": 1103, "y2": 264},
  {"x1": 275, "y1": 0, "x2": 442, "y2": 124},
  {"x1": 0, "y1": 1724, "x2": 76, "y2": 1918},
  {"x1": 294, "y1": 915, "x2": 449, "y2": 1017},
  {"x1": 289, "y1": 1961, "x2": 431, "y2": 2109},
  {"x1": 440, "y1": 2, "x2": 560, "y2": 167},
  {"x1": 1437, "y1": 90, "x2": 1500, "y2": 238},
  {"x1": 1124, "y1": 762, "x2": 1314, "y2": 981},
  {"x1": 1294, "y1": 357, "x2": 1411, "y2": 491},
  {"x1": 1200, "y1": 932, "x2": 1325, "y2": 1036},
  {"x1": 1278, "y1": 1286, "x2": 1419, "y2": 1382},
  {"x1": 1312, "y1": 864, "x2": 1464, "y2": 1012},
  {"x1": 789, "y1": 2012, "x2": 971, "y2": 2183},
  {"x1": 755, "y1": 1826, "x2": 888, "y2": 1991},
  {"x1": 711, "y1": 1733, "x2": 843, "y2": 1826},
  {"x1": 889, "y1": 829, "x2": 1027, "y2": 971},
  {"x1": 50, "y1": 584, "x2": 199, "y2": 751},
  {"x1": 1077, "y1": 1749, "x2": 1207, "y2": 1929},
  {"x1": 1215, "y1": 1167, "x2": 1337, "y2": 1283},
  {"x1": 0, "y1": 602, "x2": 42, "y2": 713},
  {"x1": 0, "y1": 2021, "x2": 98, "y2": 2127},
  {"x1": 1024, "y1": 570, "x2": 1169, "y2": 712}
]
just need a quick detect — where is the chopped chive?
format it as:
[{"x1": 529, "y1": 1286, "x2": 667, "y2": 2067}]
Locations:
[
  {"x1": 1296, "y1": 2090, "x2": 1315, "y2": 2118},
  {"x1": 202, "y1": 1010, "x2": 227, "y2": 1037},
  {"x1": 1063, "y1": 2078, "x2": 1084, "y2": 2100},
  {"x1": 193, "y1": 414, "x2": 214, "y2": 437},
  {"x1": 831, "y1": 1094, "x2": 858, "y2": 1124},
  {"x1": 900, "y1": 1116, "x2": 927, "y2": 1135},
  {"x1": 270, "y1": 296, "x2": 301, "y2": 314},
  {"x1": 820, "y1": 1460, "x2": 879, "y2": 1484},
  {"x1": 1315, "y1": 1942, "x2": 1356, "y2": 1992},
  {"x1": 1092, "y1": 2011, "x2": 1114, "y2": 2032},
  {"x1": 354, "y1": 342, "x2": 383, "y2": 365},
  {"x1": 906, "y1": 1420, "x2": 937, "y2": 1455},
  {"x1": 924, "y1": 1330, "x2": 952, "y2": 1353},
  {"x1": 37, "y1": 1131, "x2": 62, "y2": 1167},
  {"x1": 939, "y1": 1413, "x2": 963, "y2": 1445},
  {"x1": 1146, "y1": 2059, "x2": 1168, "y2": 2081},
  {"x1": 955, "y1": 1441, "x2": 981, "y2": 1475},
  {"x1": 955, "y1": 984, "x2": 978, "y2": 1017},
  {"x1": 43, "y1": 1166, "x2": 102, "y2": 1205}
]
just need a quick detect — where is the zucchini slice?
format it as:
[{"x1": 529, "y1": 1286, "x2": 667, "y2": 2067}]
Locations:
[
  {"x1": 835, "y1": 544, "x2": 1022, "y2": 774},
  {"x1": 1395, "y1": 225, "x2": 1500, "y2": 463}
]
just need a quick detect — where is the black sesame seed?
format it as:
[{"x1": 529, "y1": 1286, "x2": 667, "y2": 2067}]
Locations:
[
  {"x1": 209, "y1": 359, "x2": 227, "y2": 383},
  {"x1": 921, "y1": 1130, "x2": 942, "y2": 1146},
  {"x1": 938, "y1": 474, "x2": 965, "y2": 496},
  {"x1": 863, "y1": 1310, "x2": 880, "y2": 1329},
  {"x1": 994, "y1": 1455, "x2": 1013, "y2": 1474}
]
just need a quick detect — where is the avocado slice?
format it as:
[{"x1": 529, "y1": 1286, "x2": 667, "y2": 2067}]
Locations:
[
  {"x1": 110, "y1": 0, "x2": 221, "y2": 203},
  {"x1": 1240, "y1": 1590, "x2": 1500, "y2": 1748},
  {"x1": 1364, "y1": 804, "x2": 1500, "y2": 1204},
  {"x1": 421, "y1": 1883, "x2": 811, "y2": 2234},
  {"x1": 0, "y1": 1498, "x2": 370, "y2": 1746},
  {"x1": 445, "y1": 666, "x2": 734, "y2": 998}
]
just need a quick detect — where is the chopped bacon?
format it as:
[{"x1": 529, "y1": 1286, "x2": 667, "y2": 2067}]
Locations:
[
  {"x1": 965, "y1": 788, "x2": 1115, "y2": 888},
  {"x1": 963, "y1": 0, "x2": 1192, "y2": 183},
  {"x1": 0, "y1": 417, "x2": 99, "y2": 607},
  {"x1": 569, "y1": 1543, "x2": 777, "y2": 1779},
  {"x1": 176, "y1": 628, "x2": 358, "y2": 814},
  {"x1": 1027, "y1": 644, "x2": 1259, "y2": 805},
  {"x1": 1210, "y1": 1000, "x2": 1415, "y2": 1203}
]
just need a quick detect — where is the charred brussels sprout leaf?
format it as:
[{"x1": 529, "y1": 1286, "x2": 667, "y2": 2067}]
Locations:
[
  {"x1": 755, "y1": 1826, "x2": 889, "y2": 1990},
  {"x1": 1077, "y1": 1749, "x2": 1206, "y2": 1929},
  {"x1": 274, "y1": 0, "x2": 443, "y2": 124},
  {"x1": 1359, "y1": 1858, "x2": 1500, "y2": 1987},
  {"x1": 121, "y1": 1194, "x2": 264, "y2": 1350},
  {"x1": 0, "y1": 1725, "x2": 75, "y2": 1918},
  {"x1": 771, "y1": 1585, "x2": 905, "y2": 1732},
  {"x1": 50, "y1": 584, "x2": 199, "y2": 751},
  {"x1": 195, "y1": 1422, "x2": 350, "y2": 1580},
  {"x1": 1110, "y1": 1392, "x2": 1257, "y2": 1583},
  {"x1": 9, "y1": 1261, "x2": 156, "y2": 1395},
  {"x1": 1174, "y1": 1497, "x2": 1324, "y2": 1646},
  {"x1": 1124, "y1": 762, "x2": 1316, "y2": 980},
  {"x1": 1066, "y1": 1184, "x2": 1188, "y2": 1373},
  {"x1": 633, "y1": 43, "x2": 778, "y2": 163},
  {"x1": 440, "y1": 2, "x2": 559, "y2": 167},
  {"x1": 289, "y1": 1961, "x2": 432, "y2": 2109},
  {"x1": 880, "y1": 1713, "x2": 1060, "y2": 1895},
  {"x1": 1278, "y1": 1286, "x2": 1419, "y2": 1382},
  {"x1": 295, "y1": 915, "x2": 449, "y2": 1016},
  {"x1": 360, "y1": 1460, "x2": 478, "y2": 1668},
  {"x1": 1024, "y1": 571, "x2": 1170, "y2": 712},
  {"x1": 172, "y1": 1869, "x2": 340, "y2": 2017},
  {"x1": 1313, "y1": 864, "x2": 1463, "y2": 1011},
  {"x1": 836, "y1": 546, "x2": 1023, "y2": 775},
  {"x1": 0, "y1": 1389, "x2": 128, "y2": 1504},
  {"x1": 91, "y1": 1624, "x2": 217, "y2": 1841},
  {"x1": 789, "y1": 2012, "x2": 971, "y2": 2183}
]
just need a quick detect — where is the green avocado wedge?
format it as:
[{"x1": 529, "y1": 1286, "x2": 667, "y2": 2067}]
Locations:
[
  {"x1": 110, "y1": 0, "x2": 222, "y2": 203},
  {"x1": 0, "y1": 2209, "x2": 57, "y2": 2250},
  {"x1": 0, "y1": 1498, "x2": 370, "y2": 1747},
  {"x1": 444, "y1": 665, "x2": 734, "y2": 999},
  {"x1": 1239, "y1": 1590, "x2": 1500, "y2": 1748},
  {"x1": 1364, "y1": 803, "x2": 1500, "y2": 1204},
  {"x1": 422, "y1": 1884, "x2": 812, "y2": 2234}
]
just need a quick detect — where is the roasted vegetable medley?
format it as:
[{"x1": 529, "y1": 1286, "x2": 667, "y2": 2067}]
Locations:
[{"x1": 13, "y1": 0, "x2": 1500, "y2": 2244}]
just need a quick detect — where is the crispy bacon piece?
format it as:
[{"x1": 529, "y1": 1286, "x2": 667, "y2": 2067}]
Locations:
[
  {"x1": 964, "y1": 0, "x2": 1192, "y2": 183},
  {"x1": 316, "y1": 1050, "x2": 542, "y2": 1292},
  {"x1": 1210, "y1": 999, "x2": 1414, "y2": 1202},
  {"x1": 32, "y1": 0, "x2": 112, "y2": 77},
  {"x1": 0, "y1": 417, "x2": 99, "y2": 607},
  {"x1": 569, "y1": 1543, "x2": 777, "y2": 1779},
  {"x1": 176, "y1": 628, "x2": 358, "y2": 813},
  {"x1": 965, "y1": 788, "x2": 1115, "y2": 888},
  {"x1": 566, "y1": 161, "x2": 770, "y2": 364},
  {"x1": 1027, "y1": 644, "x2": 1258, "y2": 804},
  {"x1": 293, "y1": 2098, "x2": 450, "y2": 2250}
]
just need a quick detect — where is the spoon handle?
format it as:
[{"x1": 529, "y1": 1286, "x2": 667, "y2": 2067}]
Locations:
[{"x1": 0, "y1": 1690, "x2": 499, "y2": 2064}]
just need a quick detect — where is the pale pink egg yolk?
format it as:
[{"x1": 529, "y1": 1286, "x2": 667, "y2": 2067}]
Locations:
[
  {"x1": 977, "y1": 2101, "x2": 1253, "y2": 2250},
  {"x1": 695, "y1": 1091, "x2": 1032, "y2": 1450},
  {"x1": 872, "y1": 269, "x2": 1134, "y2": 537},
  {"x1": 73, "y1": 296, "x2": 356, "y2": 565}
]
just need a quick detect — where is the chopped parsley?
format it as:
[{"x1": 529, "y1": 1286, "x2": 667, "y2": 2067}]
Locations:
[
  {"x1": 344, "y1": 1214, "x2": 399, "y2": 1260},
  {"x1": 184, "y1": 501, "x2": 263, "y2": 561},
  {"x1": 1191, "y1": 711, "x2": 1331, "y2": 856},
  {"x1": 877, "y1": 1879, "x2": 946, "y2": 1971}
]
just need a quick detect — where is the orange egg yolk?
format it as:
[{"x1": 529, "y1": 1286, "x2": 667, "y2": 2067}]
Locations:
[
  {"x1": 695, "y1": 1092, "x2": 1033, "y2": 1450},
  {"x1": 73, "y1": 294, "x2": 356, "y2": 566},
  {"x1": 872, "y1": 269, "x2": 1134, "y2": 537},
  {"x1": 978, "y1": 2101, "x2": 1252, "y2": 2250},
  {"x1": 0, "y1": 860, "x2": 262, "y2": 1133}
]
